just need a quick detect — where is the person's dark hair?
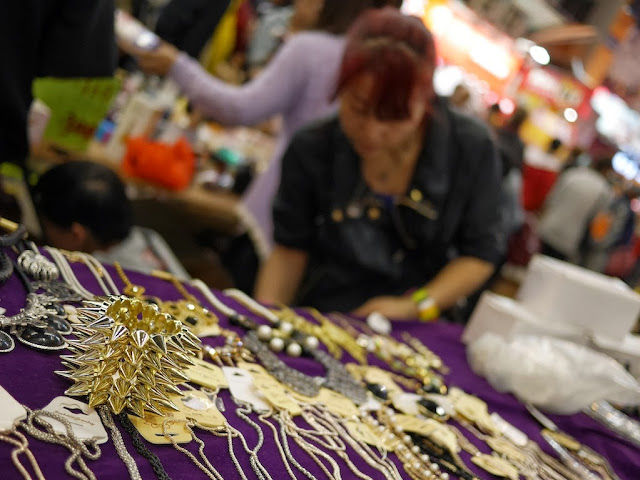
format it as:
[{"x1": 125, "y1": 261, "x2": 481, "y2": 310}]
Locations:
[
  {"x1": 335, "y1": 7, "x2": 436, "y2": 120},
  {"x1": 488, "y1": 103, "x2": 500, "y2": 114},
  {"x1": 507, "y1": 106, "x2": 527, "y2": 130},
  {"x1": 548, "y1": 138, "x2": 562, "y2": 153},
  {"x1": 33, "y1": 161, "x2": 132, "y2": 246},
  {"x1": 592, "y1": 156, "x2": 613, "y2": 175},
  {"x1": 315, "y1": 0, "x2": 378, "y2": 34}
]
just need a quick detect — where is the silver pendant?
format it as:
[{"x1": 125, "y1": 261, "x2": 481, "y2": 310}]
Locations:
[
  {"x1": 0, "y1": 331, "x2": 15, "y2": 353},
  {"x1": 0, "y1": 292, "x2": 70, "y2": 352},
  {"x1": 17, "y1": 250, "x2": 60, "y2": 281},
  {"x1": 0, "y1": 293, "x2": 51, "y2": 329},
  {"x1": 16, "y1": 325, "x2": 67, "y2": 351},
  {"x1": 31, "y1": 281, "x2": 82, "y2": 303}
]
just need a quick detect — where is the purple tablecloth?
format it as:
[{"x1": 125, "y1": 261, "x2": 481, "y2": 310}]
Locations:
[{"x1": 0, "y1": 259, "x2": 638, "y2": 480}]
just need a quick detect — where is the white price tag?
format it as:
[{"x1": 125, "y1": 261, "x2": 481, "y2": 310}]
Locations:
[
  {"x1": 491, "y1": 413, "x2": 528, "y2": 447},
  {"x1": 223, "y1": 367, "x2": 270, "y2": 412},
  {"x1": 0, "y1": 386, "x2": 26, "y2": 431},
  {"x1": 42, "y1": 397, "x2": 108, "y2": 444},
  {"x1": 359, "y1": 397, "x2": 382, "y2": 413}
]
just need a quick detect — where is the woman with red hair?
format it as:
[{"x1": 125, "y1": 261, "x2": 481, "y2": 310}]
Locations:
[{"x1": 255, "y1": 8, "x2": 505, "y2": 322}]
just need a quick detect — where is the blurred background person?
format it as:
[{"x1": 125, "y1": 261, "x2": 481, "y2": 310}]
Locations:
[
  {"x1": 486, "y1": 103, "x2": 503, "y2": 129},
  {"x1": 538, "y1": 156, "x2": 614, "y2": 264},
  {"x1": 494, "y1": 106, "x2": 528, "y2": 176},
  {"x1": 121, "y1": 0, "x2": 393, "y2": 292},
  {"x1": 254, "y1": 8, "x2": 504, "y2": 320},
  {"x1": 246, "y1": 1, "x2": 294, "y2": 75},
  {"x1": 522, "y1": 137, "x2": 565, "y2": 212},
  {"x1": 0, "y1": 1, "x2": 116, "y2": 169},
  {"x1": 561, "y1": 146, "x2": 591, "y2": 173},
  {"x1": 154, "y1": 0, "x2": 233, "y2": 61},
  {"x1": 494, "y1": 106, "x2": 528, "y2": 235},
  {"x1": 448, "y1": 83, "x2": 473, "y2": 115},
  {"x1": 33, "y1": 161, "x2": 189, "y2": 278},
  {"x1": 582, "y1": 181, "x2": 638, "y2": 275}
]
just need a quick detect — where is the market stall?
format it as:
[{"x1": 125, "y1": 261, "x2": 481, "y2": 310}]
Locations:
[{"x1": 0, "y1": 244, "x2": 637, "y2": 480}]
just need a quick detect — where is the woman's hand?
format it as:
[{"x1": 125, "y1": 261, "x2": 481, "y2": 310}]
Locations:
[
  {"x1": 120, "y1": 41, "x2": 180, "y2": 76},
  {"x1": 352, "y1": 296, "x2": 419, "y2": 320}
]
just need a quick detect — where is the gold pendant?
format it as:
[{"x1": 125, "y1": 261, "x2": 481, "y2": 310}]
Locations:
[
  {"x1": 542, "y1": 429, "x2": 581, "y2": 451},
  {"x1": 471, "y1": 454, "x2": 520, "y2": 479},
  {"x1": 163, "y1": 299, "x2": 220, "y2": 337},
  {"x1": 485, "y1": 437, "x2": 528, "y2": 464},
  {"x1": 306, "y1": 308, "x2": 367, "y2": 363},
  {"x1": 426, "y1": 422, "x2": 460, "y2": 454}
]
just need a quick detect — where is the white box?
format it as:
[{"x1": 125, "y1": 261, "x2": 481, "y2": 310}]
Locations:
[
  {"x1": 517, "y1": 255, "x2": 640, "y2": 342},
  {"x1": 463, "y1": 292, "x2": 585, "y2": 345}
]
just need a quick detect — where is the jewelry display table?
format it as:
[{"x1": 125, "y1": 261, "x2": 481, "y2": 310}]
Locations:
[{"x1": 0, "y1": 261, "x2": 637, "y2": 480}]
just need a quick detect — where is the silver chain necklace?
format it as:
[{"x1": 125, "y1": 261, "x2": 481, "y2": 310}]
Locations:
[{"x1": 243, "y1": 331, "x2": 367, "y2": 404}]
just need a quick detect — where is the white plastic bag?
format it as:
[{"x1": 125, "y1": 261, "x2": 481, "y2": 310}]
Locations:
[{"x1": 468, "y1": 333, "x2": 640, "y2": 414}]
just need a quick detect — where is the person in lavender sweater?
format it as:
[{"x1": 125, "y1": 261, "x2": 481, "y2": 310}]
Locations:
[{"x1": 120, "y1": 0, "x2": 386, "y2": 278}]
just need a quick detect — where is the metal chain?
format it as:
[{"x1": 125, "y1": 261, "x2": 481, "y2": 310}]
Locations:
[
  {"x1": 161, "y1": 421, "x2": 222, "y2": 480},
  {"x1": 98, "y1": 407, "x2": 141, "y2": 480},
  {"x1": 19, "y1": 407, "x2": 101, "y2": 480},
  {"x1": 82, "y1": 254, "x2": 119, "y2": 295},
  {"x1": 275, "y1": 413, "x2": 319, "y2": 480},
  {"x1": 313, "y1": 405, "x2": 403, "y2": 480},
  {"x1": 274, "y1": 415, "x2": 326, "y2": 480},
  {"x1": 0, "y1": 249, "x2": 14, "y2": 284},
  {"x1": 223, "y1": 424, "x2": 250, "y2": 480},
  {"x1": 257, "y1": 411, "x2": 301, "y2": 480},
  {"x1": 45, "y1": 247, "x2": 95, "y2": 300},
  {"x1": 301, "y1": 407, "x2": 374, "y2": 480},
  {"x1": 0, "y1": 222, "x2": 27, "y2": 246},
  {"x1": 187, "y1": 426, "x2": 225, "y2": 480},
  {"x1": 233, "y1": 400, "x2": 273, "y2": 480},
  {"x1": 281, "y1": 411, "x2": 342, "y2": 480},
  {"x1": 118, "y1": 413, "x2": 172, "y2": 480},
  {"x1": 0, "y1": 430, "x2": 46, "y2": 480},
  {"x1": 113, "y1": 262, "x2": 146, "y2": 298}
]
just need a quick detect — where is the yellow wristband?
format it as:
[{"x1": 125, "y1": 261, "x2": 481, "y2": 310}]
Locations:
[
  {"x1": 411, "y1": 287, "x2": 429, "y2": 304},
  {"x1": 410, "y1": 288, "x2": 440, "y2": 322},
  {"x1": 417, "y1": 297, "x2": 440, "y2": 322}
]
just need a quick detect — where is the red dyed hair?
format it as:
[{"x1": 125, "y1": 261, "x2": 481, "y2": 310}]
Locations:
[{"x1": 335, "y1": 7, "x2": 437, "y2": 121}]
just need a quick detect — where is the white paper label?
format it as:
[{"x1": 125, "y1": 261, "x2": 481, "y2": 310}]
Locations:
[
  {"x1": 358, "y1": 397, "x2": 382, "y2": 413},
  {"x1": 42, "y1": 397, "x2": 108, "y2": 444},
  {"x1": 491, "y1": 413, "x2": 528, "y2": 447},
  {"x1": 367, "y1": 313, "x2": 392, "y2": 335},
  {"x1": 391, "y1": 393, "x2": 422, "y2": 416},
  {"x1": 0, "y1": 386, "x2": 26, "y2": 431},
  {"x1": 223, "y1": 367, "x2": 270, "y2": 412}
]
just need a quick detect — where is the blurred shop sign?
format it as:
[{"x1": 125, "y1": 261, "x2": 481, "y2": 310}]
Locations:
[
  {"x1": 592, "y1": 86, "x2": 640, "y2": 162},
  {"x1": 33, "y1": 77, "x2": 121, "y2": 152},
  {"x1": 411, "y1": 1, "x2": 523, "y2": 95},
  {"x1": 520, "y1": 66, "x2": 592, "y2": 115}
]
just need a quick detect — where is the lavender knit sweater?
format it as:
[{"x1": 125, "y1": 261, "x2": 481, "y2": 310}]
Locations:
[{"x1": 169, "y1": 32, "x2": 346, "y2": 255}]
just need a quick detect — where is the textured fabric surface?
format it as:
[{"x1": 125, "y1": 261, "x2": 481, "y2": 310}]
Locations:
[{"x1": 0, "y1": 252, "x2": 637, "y2": 479}]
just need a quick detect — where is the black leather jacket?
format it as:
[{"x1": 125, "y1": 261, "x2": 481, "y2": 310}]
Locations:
[{"x1": 273, "y1": 98, "x2": 506, "y2": 312}]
